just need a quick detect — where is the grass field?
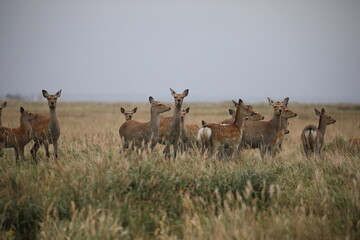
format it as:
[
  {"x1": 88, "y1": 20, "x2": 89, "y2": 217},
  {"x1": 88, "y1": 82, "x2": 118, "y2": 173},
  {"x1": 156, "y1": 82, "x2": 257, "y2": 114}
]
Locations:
[{"x1": 0, "y1": 100, "x2": 359, "y2": 239}]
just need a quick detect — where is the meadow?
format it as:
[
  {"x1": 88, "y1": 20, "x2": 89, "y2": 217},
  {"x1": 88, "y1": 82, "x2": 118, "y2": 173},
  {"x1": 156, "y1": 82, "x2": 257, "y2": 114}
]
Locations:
[{"x1": 0, "y1": 100, "x2": 359, "y2": 239}]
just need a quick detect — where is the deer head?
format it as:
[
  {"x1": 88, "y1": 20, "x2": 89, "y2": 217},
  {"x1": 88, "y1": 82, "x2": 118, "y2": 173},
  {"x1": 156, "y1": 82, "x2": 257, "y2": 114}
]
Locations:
[
  {"x1": 170, "y1": 88, "x2": 189, "y2": 107},
  {"x1": 120, "y1": 107, "x2": 137, "y2": 121},
  {"x1": 315, "y1": 108, "x2": 336, "y2": 125},
  {"x1": 43, "y1": 90, "x2": 62, "y2": 109}
]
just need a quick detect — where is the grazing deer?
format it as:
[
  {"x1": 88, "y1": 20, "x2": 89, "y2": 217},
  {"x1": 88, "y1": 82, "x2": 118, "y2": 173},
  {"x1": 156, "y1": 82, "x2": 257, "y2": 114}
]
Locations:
[
  {"x1": 198, "y1": 99, "x2": 254, "y2": 159},
  {"x1": 0, "y1": 101, "x2": 7, "y2": 126},
  {"x1": 30, "y1": 90, "x2": 62, "y2": 160},
  {"x1": 0, "y1": 107, "x2": 37, "y2": 163},
  {"x1": 301, "y1": 108, "x2": 336, "y2": 159},
  {"x1": 120, "y1": 107, "x2": 137, "y2": 121},
  {"x1": 163, "y1": 88, "x2": 189, "y2": 159},
  {"x1": 119, "y1": 97, "x2": 171, "y2": 151},
  {"x1": 221, "y1": 107, "x2": 264, "y2": 125},
  {"x1": 241, "y1": 103, "x2": 284, "y2": 159},
  {"x1": 267, "y1": 97, "x2": 297, "y2": 154}
]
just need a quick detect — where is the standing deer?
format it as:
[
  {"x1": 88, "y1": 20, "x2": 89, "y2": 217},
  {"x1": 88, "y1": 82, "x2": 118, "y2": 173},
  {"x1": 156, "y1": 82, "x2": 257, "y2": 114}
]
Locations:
[
  {"x1": 267, "y1": 97, "x2": 297, "y2": 154},
  {"x1": 241, "y1": 103, "x2": 285, "y2": 159},
  {"x1": 0, "y1": 101, "x2": 7, "y2": 126},
  {"x1": 198, "y1": 99, "x2": 255, "y2": 159},
  {"x1": 160, "y1": 107, "x2": 189, "y2": 144},
  {"x1": 163, "y1": 88, "x2": 189, "y2": 159},
  {"x1": 0, "y1": 107, "x2": 37, "y2": 163},
  {"x1": 221, "y1": 107, "x2": 264, "y2": 125},
  {"x1": 30, "y1": 90, "x2": 62, "y2": 161},
  {"x1": 119, "y1": 97, "x2": 171, "y2": 151},
  {"x1": 120, "y1": 107, "x2": 137, "y2": 121},
  {"x1": 301, "y1": 108, "x2": 336, "y2": 159}
]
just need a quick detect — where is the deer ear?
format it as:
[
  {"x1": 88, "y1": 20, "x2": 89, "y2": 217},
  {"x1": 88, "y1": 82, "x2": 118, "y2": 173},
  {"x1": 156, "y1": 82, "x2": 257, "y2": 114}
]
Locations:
[
  {"x1": 133, "y1": 107, "x2": 137, "y2": 113},
  {"x1": 282, "y1": 97, "x2": 289, "y2": 107},
  {"x1": 185, "y1": 107, "x2": 190, "y2": 113},
  {"x1": 2, "y1": 101, "x2": 7, "y2": 108},
  {"x1": 201, "y1": 120, "x2": 207, "y2": 126},
  {"x1": 42, "y1": 90, "x2": 49, "y2": 98},
  {"x1": 228, "y1": 109, "x2": 234, "y2": 116},
  {"x1": 20, "y1": 107, "x2": 24, "y2": 113},
  {"x1": 232, "y1": 100, "x2": 237, "y2": 107},
  {"x1": 321, "y1": 108, "x2": 326, "y2": 114},
  {"x1": 55, "y1": 89, "x2": 62, "y2": 98},
  {"x1": 238, "y1": 99, "x2": 243, "y2": 106},
  {"x1": 267, "y1": 97, "x2": 274, "y2": 105},
  {"x1": 170, "y1": 88, "x2": 176, "y2": 96},
  {"x1": 149, "y1": 96, "x2": 154, "y2": 104},
  {"x1": 182, "y1": 89, "x2": 189, "y2": 97},
  {"x1": 314, "y1": 109, "x2": 321, "y2": 116},
  {"x1": 120, "y1": 107, "x2": 125, "y2": 114}
]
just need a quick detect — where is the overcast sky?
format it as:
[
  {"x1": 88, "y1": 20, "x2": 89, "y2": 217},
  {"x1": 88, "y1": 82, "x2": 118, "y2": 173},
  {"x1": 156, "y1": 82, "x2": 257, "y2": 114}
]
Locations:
[{"x1": 0, "y1": 0, "x2": 359, "y2": 103}]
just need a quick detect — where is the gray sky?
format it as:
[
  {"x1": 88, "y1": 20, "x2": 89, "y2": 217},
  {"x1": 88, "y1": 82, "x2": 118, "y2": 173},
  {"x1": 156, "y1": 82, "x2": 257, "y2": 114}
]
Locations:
[{"x1": 0, "y1": 0, "x2": 359, "y2": 103}]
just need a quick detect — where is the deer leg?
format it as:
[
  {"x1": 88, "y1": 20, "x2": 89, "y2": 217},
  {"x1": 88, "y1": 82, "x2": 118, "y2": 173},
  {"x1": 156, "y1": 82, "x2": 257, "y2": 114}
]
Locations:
[
  {"x1": 14, "y1": 148, "x2": 19, "y2": 164},
  {"x1": 31, "y1": 141, "x2": 41, "y2": 160},
  {"x1": 44, "y1": 141, "x2": 50, "y2": 158},
  {"x1": 173, "y1": 140, "x2": 179, "y2": 159},
  {"x1": 163, "y1": 142, "x2": 171, "y2": 159},
  {"x1": 18, "y1": 146, "x2": 26, "y2": 162},
  {"x1": 53, "y1": 139, "x2": 59, "y2": 158}
]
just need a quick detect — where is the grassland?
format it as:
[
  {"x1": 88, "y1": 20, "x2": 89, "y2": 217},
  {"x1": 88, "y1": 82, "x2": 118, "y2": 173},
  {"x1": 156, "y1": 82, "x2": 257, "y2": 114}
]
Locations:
[{"x1": 0, "y1": 100, "x2": 359, "y2": 239}]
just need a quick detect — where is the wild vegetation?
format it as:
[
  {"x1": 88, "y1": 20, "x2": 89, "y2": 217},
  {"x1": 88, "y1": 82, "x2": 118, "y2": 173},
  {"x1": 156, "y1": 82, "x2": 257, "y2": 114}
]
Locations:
[{"x1": 0, "y1": 100, "x2": 359, "y2": 239}]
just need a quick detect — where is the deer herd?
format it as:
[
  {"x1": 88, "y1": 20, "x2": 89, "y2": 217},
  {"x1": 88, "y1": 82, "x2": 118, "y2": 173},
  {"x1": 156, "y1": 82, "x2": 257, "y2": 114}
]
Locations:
[{"x1": 1, "y1": 87, "x2": 353, "y2": 164}]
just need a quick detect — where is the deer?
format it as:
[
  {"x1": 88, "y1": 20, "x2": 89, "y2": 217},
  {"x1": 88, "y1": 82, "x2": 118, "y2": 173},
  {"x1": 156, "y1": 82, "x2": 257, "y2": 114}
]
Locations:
[
  {"x1": 29, "y1": 90, "x2": 62, "y2": 161},
  {"x1": 240, "y1": 102, "x2": 285, "y2": 159},
  {"x1": 267, "y1": 97, "x2": 297, "y2": 154},
  {"x1": 0, "y1": 107, "x2": 37, "y2": 163},
  {"x1": 119, "y1": 96, "x2": 171, "y2": 152},
  {"x1": 221, "y1": 106, "x2": 264, "y2": 125},
  {"x1": 163, "y1": 88, "x2": 189, "y2": 159},
  {"x1": 120, "y1": 107, "x2": 137, "y2": 121},
  {"x1": 159, "y1": 107, "x2": 189, "y2": 144},
  {"x1": 301, "y1": 108, "x2": 336, "y2": 159},
  {"x1": 0, "y1": 101, "x2": 7, "y2": 126},
  {"x1": 197, "y1": 99, "x2": 255, "y2": 159}
]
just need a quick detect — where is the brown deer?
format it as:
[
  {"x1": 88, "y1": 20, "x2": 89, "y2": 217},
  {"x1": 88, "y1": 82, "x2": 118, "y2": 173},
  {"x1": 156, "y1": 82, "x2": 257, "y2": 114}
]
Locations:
[
  {"x1": 198, "y1": 99, "x2": 255, "y2": 159},
  {"x1": 0, "y1": 107, "x2": 37, "y2": 163},
  {"x1": 163, "y1": 88, "x2": 189, "y2": 159},
  {"x1": 267, "y1": 97, "x2": 297, "y2": 154},
  {"x1": 221, "y1": 106, "x2": 264, "y2": 125},
  {"x1": 159, "y1": 107, "x2": 189, "y2": 144},
  {"x1": 301, "y1": 108, "x2": 336, "y2": 159},
  {"x1": 30, "y1": 90, "x2": 62, "y2": 160},
  {"x1": 119, "y1": 96, "x2": 171, "y2": 151},
  {"x1": 241, "y1": 103, "x2": 285, "y2": 159},
  {"x1": 120, "y1": 107, "x2": 137, "y2": 121},
  {"x1": 0, "y1": 101, "x2": 7, "y2": 126}
]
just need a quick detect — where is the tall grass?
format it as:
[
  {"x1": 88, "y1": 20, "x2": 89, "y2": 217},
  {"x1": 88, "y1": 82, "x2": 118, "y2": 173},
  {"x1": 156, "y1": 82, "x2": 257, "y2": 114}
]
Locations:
[{"x1": 0, "y1": 100, "x2": 359, "y2": 239}]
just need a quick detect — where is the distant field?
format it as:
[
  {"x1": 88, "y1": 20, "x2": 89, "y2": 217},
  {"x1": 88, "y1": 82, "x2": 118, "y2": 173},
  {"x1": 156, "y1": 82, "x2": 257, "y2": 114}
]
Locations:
[{"x1": 0, "y1": 100, "x2": 359, "y2": 239}]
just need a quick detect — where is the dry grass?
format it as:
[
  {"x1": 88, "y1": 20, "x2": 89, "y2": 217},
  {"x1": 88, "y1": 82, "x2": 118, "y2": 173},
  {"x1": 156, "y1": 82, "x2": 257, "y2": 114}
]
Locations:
[{"x1": 0, "y1": 100, "x2": 359, "y2": 239}]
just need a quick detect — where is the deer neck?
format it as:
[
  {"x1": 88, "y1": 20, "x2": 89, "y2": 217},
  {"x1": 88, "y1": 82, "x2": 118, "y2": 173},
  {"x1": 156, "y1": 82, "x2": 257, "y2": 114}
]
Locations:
[
  {"x1": 233, "y1": 107, "x2": 245, "y2": 128},
  {"x1": 49, "y1": 107, "x2": 59, "y2": 128},
  {"x1": 271, "y1": 113, "x2": 282, "y2": 133},
  {"x1": 280, "y1": 117, "x2": 289, "y2": 133},
  {"x1": 171, "y1": 104, "x2": 182, "y2": 131},
  {"x1": 20, "y1": 116, "x2": 32, "y2": 135},
  {"x1": 150, "y1": 110, "x2": 161, "y2": 139},
  {"x1": 318, "y1": 117, "x2": 327, "y2": 136}
]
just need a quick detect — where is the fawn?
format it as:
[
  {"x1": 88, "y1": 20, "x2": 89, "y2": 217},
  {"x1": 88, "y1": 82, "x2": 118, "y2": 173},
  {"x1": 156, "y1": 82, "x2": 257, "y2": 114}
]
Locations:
[
  {"x1": 119, "y1": 96, "x2": 170, "y2": 152},
  {"x1": 301, "y1": 108, "x2": 336, "y2": 159},
  {"x1": 198, "y1": 99, "x2": 254, "y2": 159},
  {"x1": 30, "y1": 90, "x2": 62, "y2": 161},
  {"x1": 0, "y1": 107, "x2": 37, "y2": 163},
  {"x1": 163, "y1": 88, "x2": 189, "y2": 159}
]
